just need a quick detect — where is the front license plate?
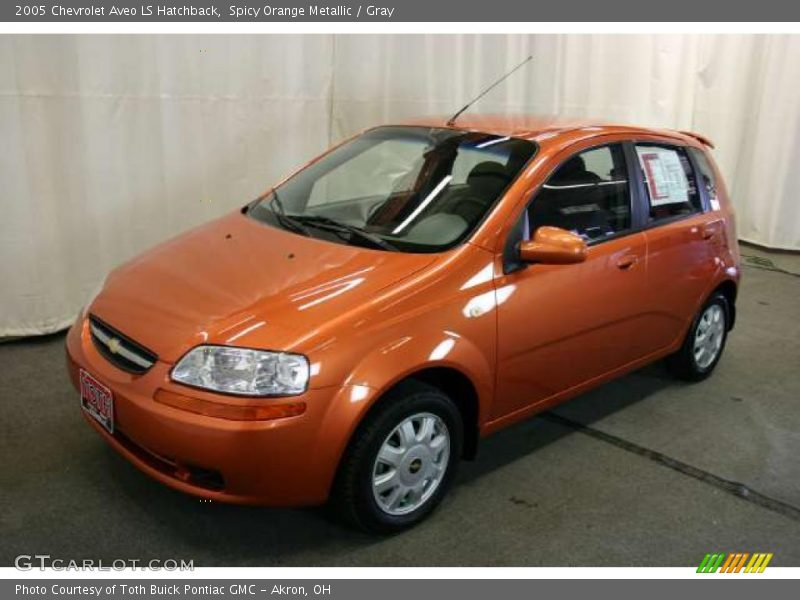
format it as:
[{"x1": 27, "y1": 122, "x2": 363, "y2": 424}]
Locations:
[{"x1": 80, "y1": 369, "x2": 114, "y2": 434}]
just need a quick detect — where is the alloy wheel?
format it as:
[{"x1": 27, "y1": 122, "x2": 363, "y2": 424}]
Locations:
[
  {"x1": 371, "y1": 412, "x2": 450, "y2": 516},
  {"x1": 693, "y1": 303, "x2": 725, "y2": 369}
]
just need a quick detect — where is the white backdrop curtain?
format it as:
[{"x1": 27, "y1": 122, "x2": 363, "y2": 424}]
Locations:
[{"x1": 1, "y1": 34, "x2": 799, "y2": 337}]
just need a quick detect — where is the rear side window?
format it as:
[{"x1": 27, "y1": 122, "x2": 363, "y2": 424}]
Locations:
[
  {"x1": 526, "y1": 143, "x2": 631, "y2": 242},
  {"x1": 635, "y1": 144, "x2": 702, "y2": 221}
]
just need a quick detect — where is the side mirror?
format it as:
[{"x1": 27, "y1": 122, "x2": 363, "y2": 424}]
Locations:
[{"x1": 519, "y1": 226, "x2": 587, "y2": 265}]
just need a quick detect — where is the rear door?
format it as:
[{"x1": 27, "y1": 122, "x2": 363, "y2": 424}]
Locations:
[{"x1": 632, "y1": 142, "x2": 721, "y2": 352}]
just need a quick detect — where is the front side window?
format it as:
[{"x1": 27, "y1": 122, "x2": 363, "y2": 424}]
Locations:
[
  {"x1": 635, "y1": 144, "x2": 702, "y2": 221},
  {"x1": 526, "y1": 144, "x2": 632, "y2": 242},
  {"x1": 248, "y1": 126, "x2": 537, "y2": 253}
]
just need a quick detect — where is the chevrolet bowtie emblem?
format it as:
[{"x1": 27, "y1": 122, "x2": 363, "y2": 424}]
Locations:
[{"x1": 107, "y1": 338, "x2": 121, "y2": 354}]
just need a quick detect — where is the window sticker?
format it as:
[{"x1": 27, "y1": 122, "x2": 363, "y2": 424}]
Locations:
[{"x1": 636, "y1": 147, "x2": 689, "y2": 206}]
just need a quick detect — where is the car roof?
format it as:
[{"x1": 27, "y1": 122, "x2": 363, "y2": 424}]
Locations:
[{"x1": 397, "y1": 114, "x2": 712, "y2": 148}]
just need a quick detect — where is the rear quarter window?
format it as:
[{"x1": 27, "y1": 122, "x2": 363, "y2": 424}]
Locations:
[{"x1": 689, "y1": 147, "x2": 719, "y2": 208}]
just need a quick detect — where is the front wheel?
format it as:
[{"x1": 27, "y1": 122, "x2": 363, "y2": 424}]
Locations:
[
  {"x1": 668, "y1": 292, "x2": 730, "y2": 381},
  {"x1": 331, "y1": 381, "x2": 463, "y2": 534}
]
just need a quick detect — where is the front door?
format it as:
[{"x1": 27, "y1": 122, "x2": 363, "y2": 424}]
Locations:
[{"x1": 492, "y1": 142, "x2": 651, "y2": 420}]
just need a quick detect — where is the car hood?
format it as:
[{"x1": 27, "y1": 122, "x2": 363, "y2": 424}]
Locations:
[{"x1": 90, "y1": 211, "x2": 438, "y2": 363}]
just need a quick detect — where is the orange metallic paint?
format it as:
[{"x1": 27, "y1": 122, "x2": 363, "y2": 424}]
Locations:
[
  {"x1": 519, "y1": 226, "x2": 588, "y2": 264},
  {"x1": 492, "y1": 230, "x2": 652, "y2": 420},
  {"x1": 66, "y1": 116, "x2": 740, "y2": 506}
]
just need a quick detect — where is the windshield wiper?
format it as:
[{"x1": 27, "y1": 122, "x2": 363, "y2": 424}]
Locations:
[
  {"x1": 293, "y1": 215, "x2": 397, "y2": 251},
  {"x1": 269, "y1": 191, "x2": 310, "y2": 237}
]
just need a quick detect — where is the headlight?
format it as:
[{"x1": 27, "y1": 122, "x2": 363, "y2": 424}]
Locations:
[{"x1": 171, "y1": 346, "x2": 309, "y2": 396}]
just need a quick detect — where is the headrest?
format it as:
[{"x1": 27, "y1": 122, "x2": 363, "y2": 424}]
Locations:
[
  {"x1": 466, "y1": 162, "x2": 510, "y2": 198},
  {"x1": 552, "y1": 155, "x2": 589, "y2": 183},
  {"x1": 468, "y1": 161, "x2": 509, "y2": 183}
]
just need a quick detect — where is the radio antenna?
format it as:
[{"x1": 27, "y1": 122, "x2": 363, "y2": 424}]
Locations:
[{"x1": 446, "y1": 55, "x2": 533, "y2": 127}]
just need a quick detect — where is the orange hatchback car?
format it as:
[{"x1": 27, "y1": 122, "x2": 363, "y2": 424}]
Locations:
[{"x1": 67, "y1": 116, "x2": 740, "y2": 532}]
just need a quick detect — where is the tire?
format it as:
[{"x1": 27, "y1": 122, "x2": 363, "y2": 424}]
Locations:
[
  {"x1": 331, "y1": 381, "x2": 463, "y2": 534},
  {"x1": 668, "y1": 292, "x2": 730, "y2": 381}
]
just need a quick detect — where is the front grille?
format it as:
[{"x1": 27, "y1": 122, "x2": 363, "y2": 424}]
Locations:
[{"x1": 88, "y1": 315, "x2": 157, "y2": 374}]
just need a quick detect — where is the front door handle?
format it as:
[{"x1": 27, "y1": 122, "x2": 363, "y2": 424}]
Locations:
[{"x1": 616, "y1": 255, "x2": 638, "y2": 270}]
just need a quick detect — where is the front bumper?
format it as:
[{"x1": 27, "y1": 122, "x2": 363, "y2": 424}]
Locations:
[{"x1": 65, "y1": 318, "x2": 348, "y2": 506}]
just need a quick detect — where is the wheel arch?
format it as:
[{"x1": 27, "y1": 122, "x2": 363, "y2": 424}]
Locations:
[
  {"x1": 712, "y1": 279, "x2": 738, "y2": 330},
  {"x1": 332, "y1": 363, "x2": 484, "y2": 469},
  {"x1": 383, "y1": 366, "x2": 481, "y2": 460},
  {"x1": 320, "y1": 363, "x2": 483, "y2": 509}
]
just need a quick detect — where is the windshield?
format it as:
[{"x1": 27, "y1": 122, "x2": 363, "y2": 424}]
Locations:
[{"x1": 248, "y1": 126, "x2": 537, "y2": 253}]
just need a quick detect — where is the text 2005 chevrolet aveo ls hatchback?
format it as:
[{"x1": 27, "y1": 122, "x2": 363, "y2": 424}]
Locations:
[{"x1": 67, "y1": 116, "x2": 740, "y2": 532}]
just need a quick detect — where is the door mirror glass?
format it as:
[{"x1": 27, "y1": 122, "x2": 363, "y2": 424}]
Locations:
[{"x1": 519, "y1": 226, "x2": 587, "y2": 265}]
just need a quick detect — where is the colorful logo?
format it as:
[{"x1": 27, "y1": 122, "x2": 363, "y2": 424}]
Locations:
[{"x1": 697, "y1": 553, "x2": 773, "y2": 573}]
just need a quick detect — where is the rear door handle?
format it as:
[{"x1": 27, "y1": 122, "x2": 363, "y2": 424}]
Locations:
[
  {"x1": 616, "y1": 255, "x2": 638, "y2": 270},
  {"x1": 701, "y1": 221, "x2": 723, "y2": 240}
]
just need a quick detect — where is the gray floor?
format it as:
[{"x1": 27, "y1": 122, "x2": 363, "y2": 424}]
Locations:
[{"x1": 2, "y1": 248, "x2": 799, "y2": 567}]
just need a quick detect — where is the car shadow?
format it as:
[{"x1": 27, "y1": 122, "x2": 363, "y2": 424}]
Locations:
[{"x1": 457, "y1": 362, "x2": 676, "y2": 485}]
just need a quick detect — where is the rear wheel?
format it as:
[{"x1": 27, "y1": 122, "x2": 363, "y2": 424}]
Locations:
[
  {"x1": 668, "y1": 292, "x2": 729, "y2": 381},
  {"x1": 331, "y1": 381, "x2": 462, "y2": 534}
]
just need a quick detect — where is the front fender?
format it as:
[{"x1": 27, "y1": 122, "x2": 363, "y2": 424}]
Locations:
[
  {"x1": 347, "y1": 329, "x2": 493, "y2": 418},
  {"x1": 307, "y1": 329, "x2": 494, "y2": 497}
]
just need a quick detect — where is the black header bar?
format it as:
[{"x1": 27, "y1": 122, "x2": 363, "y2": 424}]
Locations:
[{"x1": 4, "y1": 0, "x2": 800, "y2": 22}]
